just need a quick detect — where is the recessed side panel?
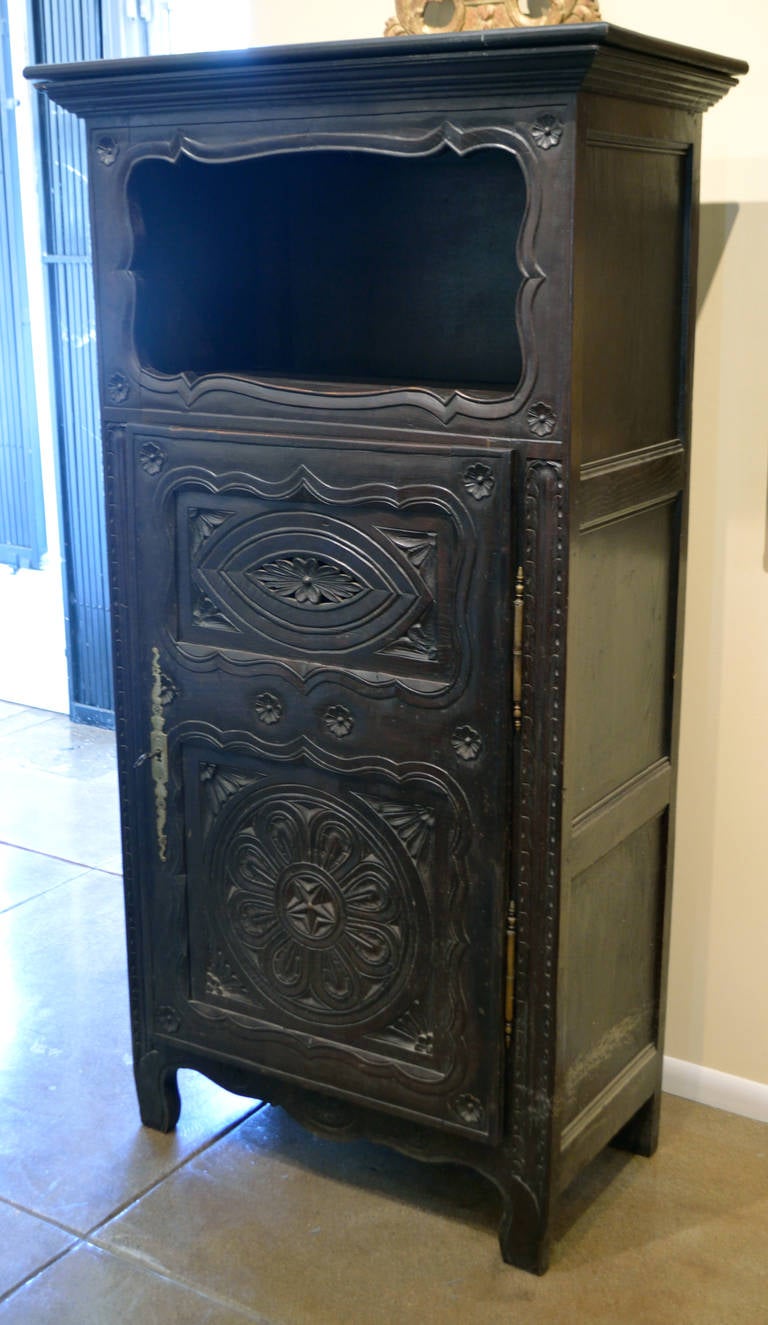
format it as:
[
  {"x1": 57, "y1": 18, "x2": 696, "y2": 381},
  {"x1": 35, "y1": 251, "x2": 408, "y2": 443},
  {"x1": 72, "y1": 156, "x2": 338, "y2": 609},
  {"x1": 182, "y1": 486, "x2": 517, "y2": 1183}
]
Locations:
[
  {"x1": 567, "y1": 502, "x2": 676, "y2": 817},
  {"x1": 560, "y1": 814, "x2": 666, "y2": 1128},
  {"x1": 578, "y1": 137, "x2": 687, "y2": 462}
]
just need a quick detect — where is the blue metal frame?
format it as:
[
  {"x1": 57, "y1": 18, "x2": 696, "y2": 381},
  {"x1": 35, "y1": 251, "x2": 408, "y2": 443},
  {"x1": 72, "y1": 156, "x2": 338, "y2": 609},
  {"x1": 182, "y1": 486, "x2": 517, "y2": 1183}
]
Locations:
[
  {"x1": 0, "y1": 0, "x2": 46, "y2": 571},
  {"x1": 31, "y1": 0, "x2": 114, "y2": 727}
]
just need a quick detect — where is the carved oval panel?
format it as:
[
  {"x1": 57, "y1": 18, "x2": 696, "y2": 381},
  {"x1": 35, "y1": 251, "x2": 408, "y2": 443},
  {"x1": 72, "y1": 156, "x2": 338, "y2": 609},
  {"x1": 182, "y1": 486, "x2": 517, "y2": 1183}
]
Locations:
[
  {"x1": 193, "y1": 511, "x2": 428, "y2": 654},
  {"x1": 210, "y1": 785, "x2": 427, "y2": 1028}
]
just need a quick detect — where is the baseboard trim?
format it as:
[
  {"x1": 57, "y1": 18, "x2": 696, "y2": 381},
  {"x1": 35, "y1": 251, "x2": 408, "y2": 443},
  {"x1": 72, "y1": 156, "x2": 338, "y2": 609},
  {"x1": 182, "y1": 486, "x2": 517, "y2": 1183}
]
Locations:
[{"x1": 662, "y1": 1056, "x2": 768, "y2": 1124}]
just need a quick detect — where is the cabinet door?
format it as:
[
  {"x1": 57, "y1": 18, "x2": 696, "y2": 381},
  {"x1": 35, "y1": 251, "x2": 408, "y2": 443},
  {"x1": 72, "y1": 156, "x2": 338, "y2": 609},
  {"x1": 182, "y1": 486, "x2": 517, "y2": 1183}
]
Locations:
[{"x1": 119, "y1": 426, "x2": 513, "y2": 1143}]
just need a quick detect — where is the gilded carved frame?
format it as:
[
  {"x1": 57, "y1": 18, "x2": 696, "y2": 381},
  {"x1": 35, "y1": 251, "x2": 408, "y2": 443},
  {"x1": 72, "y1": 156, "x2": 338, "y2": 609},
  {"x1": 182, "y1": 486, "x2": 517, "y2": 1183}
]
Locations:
[{"x1": 386, "y1": 1, "x2": 601, "y2": 35}]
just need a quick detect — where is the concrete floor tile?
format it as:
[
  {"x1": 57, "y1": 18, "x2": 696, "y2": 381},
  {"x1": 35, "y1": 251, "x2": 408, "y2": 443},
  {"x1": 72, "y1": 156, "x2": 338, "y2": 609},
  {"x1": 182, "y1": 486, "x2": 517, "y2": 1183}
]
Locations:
[
  {"x1": 0, "y1": 712, "x2": 116, "y2": 778},
  {"x1": 0, "y1": 763, "x2": 120, "y2": 867},
  {"x1": 0, "y1": 871, "x2": 256, "y2": 1231},
  {"x1": 93, "y1": 852, "x2": 124, "y2": 876},
  {"x1": 0, "y1": 1244, "x2": 263, "y2": 1323},
  {"x1": 0, "y1": 709, "x2": 58, "y2": 738},
  {"x1": 96, "y1": 1100, "x2": 768, "y2": 1325},
  {"x1": 0, "y1": 844, "x2": 87, "y2": 913},
  {"x1": 0, "y1": 715, "x2": 119, "y2": 866},
  {"x1": 0, "y1": 1201, "x2": 75, "y2": 1299}
]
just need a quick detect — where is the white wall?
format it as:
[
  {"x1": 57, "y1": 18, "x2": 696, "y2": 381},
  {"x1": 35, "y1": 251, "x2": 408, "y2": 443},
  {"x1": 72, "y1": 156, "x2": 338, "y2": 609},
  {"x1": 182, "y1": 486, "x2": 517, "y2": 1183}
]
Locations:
[
  {"x1": 608, "y1": 0, "x2": 768, "y2": 1094},
  {"x1": 0, "y1": 4, "x2": 69, "y2": 714}
]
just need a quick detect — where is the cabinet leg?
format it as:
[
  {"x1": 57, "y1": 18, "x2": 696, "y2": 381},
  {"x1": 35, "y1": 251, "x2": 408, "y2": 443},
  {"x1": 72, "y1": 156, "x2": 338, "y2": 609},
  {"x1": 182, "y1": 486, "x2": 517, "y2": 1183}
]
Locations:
[
  {"x1": 134, "y1": 1050, "x2": 181, "y2": 1133},
  {"x1": 498, "y1": 1179, "x2": 550, "y2": 1275},
  {"x1": 612, "y1": 1091, "x2": 661, "y2": 1158}
]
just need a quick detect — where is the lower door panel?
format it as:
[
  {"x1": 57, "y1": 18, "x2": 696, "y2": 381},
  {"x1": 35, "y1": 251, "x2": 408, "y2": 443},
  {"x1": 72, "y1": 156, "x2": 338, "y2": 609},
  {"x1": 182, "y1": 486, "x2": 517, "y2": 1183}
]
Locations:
[{"x1": 120, "y1": 424, "x2": 514, "y2": 1142}]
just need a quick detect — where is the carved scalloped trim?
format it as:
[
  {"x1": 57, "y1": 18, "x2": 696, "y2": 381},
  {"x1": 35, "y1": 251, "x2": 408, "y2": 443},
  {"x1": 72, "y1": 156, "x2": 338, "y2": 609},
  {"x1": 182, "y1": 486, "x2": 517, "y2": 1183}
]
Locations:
[
  {"x1": 169, "y1": 723, "x2": 474, "y2": 1108},
  {"x1": 105, "y1": 121, "x2": 546, "y2": 425},
  {"x1": 154, "y1": 457, "x2": 476, "y2": 708}
]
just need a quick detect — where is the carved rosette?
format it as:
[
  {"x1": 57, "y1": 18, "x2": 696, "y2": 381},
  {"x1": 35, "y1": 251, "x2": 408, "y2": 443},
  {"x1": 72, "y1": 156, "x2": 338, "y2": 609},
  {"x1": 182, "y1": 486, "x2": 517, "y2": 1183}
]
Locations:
[
  {"x1": 453, "y1": 1093, "x2": 485, "y2": 1127},
  {"x1": 252, "y1": 692, "x2": 283, "y2": 726},
  {"x1": 324, "y1": 704, "x2": 355, "y2": 739},
  {"x1": 252, "y1": 554, "x2": 366, "y2": 607},
  {"x1": 210, "y1": 788, "x2": 424, "y2": 1027},
  {"x1": 527, "y1": 401, "x2": 558, "y2": 438},
  {"x1": 451, "y1": 725, "x2": 483, "y2": 762},
  {"x1": 531, "y1": 115, "x2": 564, "y2": 150},
  {"x1": 107, "y1": 371, "x2": 130, "y2": 405},
  {"x1": 95, "y1": 135, "x2": 119, "y2": 166},
  {"x1": 154, "y1": 1005, "x2": 181, "y2": 1035},
  {"x1": 463, "y1": 463, "x2": 496, "y2": 501},
  {"x1": 138, "y1": 441, "x2": 166, "y2": 476},
  {"x1": 387, "y1": 0, "x2": 600, "y2": 36}
]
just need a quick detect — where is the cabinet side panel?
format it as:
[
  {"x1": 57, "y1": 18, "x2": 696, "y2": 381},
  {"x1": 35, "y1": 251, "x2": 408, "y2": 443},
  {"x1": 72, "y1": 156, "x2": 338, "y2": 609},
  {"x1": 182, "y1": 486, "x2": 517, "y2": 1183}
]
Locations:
[
  {"x1": 579, "y1": 139, "x2": 686, "y2": 462},
  {"x1": 560, "y1": 815, "x2": 666, "y2": 1127},
  {"x1": 568, "y1": 503, "x2": 676, "y2": 817},
  {"x1": 559, "y1": 94, "x2": 699, "y2": 1182}
]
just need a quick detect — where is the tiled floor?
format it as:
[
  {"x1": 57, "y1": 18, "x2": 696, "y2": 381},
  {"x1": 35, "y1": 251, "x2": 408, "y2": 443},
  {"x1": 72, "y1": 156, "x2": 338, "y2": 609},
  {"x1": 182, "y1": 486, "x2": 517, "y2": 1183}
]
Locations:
[{"x1": 0, "y1": 703, "x2": 766, "y2": 1323}]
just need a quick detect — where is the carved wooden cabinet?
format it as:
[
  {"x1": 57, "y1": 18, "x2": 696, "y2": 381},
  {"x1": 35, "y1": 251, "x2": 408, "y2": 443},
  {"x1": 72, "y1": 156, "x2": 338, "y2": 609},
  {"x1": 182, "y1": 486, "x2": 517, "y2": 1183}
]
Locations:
[{"x1": 29, "y1": 25, "x2": 745, "y2": 1272}]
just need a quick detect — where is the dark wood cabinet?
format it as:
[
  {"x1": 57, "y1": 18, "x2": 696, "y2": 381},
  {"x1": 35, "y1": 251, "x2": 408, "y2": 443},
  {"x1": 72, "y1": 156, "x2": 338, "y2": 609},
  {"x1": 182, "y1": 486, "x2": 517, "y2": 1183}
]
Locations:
[{"x1": 28, "y1": 24, "x2": 745, "y2": 1272}]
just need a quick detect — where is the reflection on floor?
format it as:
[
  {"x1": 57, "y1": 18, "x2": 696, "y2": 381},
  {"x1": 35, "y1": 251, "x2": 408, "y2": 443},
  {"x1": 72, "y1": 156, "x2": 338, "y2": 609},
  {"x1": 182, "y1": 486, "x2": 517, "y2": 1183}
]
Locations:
[{"x1": 0, "y1": 702, "x2": 766, "y2": 1323}]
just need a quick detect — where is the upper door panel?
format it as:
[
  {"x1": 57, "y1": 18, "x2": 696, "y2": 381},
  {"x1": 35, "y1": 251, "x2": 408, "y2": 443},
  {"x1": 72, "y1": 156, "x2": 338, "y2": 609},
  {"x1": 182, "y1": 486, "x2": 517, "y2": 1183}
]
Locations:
[{"x1": 129, "y1": 426, "x2": 509, "y2": 709}]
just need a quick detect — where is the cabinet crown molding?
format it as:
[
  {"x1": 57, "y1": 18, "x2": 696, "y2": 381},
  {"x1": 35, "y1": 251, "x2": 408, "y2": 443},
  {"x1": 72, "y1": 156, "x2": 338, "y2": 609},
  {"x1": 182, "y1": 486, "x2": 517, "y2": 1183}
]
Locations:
[{"x1": 26, "y1": 24, "x2": 746, "y2": 118}]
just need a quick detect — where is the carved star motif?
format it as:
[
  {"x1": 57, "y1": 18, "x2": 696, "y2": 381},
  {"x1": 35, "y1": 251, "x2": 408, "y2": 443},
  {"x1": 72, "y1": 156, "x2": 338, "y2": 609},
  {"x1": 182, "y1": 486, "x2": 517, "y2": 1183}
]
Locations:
[{"x1": 284, "y1": 876, "x2": 339, "y2": 940}]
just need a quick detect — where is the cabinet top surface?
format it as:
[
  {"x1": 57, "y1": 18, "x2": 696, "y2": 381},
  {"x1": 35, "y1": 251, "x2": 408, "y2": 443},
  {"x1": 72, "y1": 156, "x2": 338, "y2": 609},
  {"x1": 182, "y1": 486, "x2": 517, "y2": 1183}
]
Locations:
[{"x1": 25, "y1": 24, "x2": 746, "y2": 117}]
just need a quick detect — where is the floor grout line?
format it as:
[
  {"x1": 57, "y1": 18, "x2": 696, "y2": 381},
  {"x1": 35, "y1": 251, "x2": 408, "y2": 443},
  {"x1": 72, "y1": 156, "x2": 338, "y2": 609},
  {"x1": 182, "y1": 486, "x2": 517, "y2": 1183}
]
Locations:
[
  {"x1": 0, "y1": 875, "x2": 102, "y2": 917},
  {"x1": 0, "y1": 1108, "x2": 270, "y2": 1314},
  {"x1": 0, "y1": 839, "x2": 120, "y2": 877},
  {"x1": 0, "y1": 1243, "x2": 83, "y2": 1308},
  {"x1": 83, "y1": 1101, "x2": 269, "y2": 1243},
  {"x1": 0, "y1": 1194, "x2": 84, "y2": 1240},
  {"x1": 78, "y1": 1241, "x2": 274, "y2": 1323},
  {"x1": 0, "y1": 1237, "x2": 273, "y2": 1322},
  {"x1": 0, "y1": 1104, "x2": 269, "y2": 1252}
]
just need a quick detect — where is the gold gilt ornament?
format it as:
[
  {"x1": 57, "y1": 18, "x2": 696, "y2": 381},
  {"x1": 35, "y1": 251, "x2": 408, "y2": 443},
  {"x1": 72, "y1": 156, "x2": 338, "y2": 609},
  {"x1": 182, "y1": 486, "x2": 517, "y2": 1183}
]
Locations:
[{"x1": 385, "y1": 0, "x2": 601, "y2": 36}]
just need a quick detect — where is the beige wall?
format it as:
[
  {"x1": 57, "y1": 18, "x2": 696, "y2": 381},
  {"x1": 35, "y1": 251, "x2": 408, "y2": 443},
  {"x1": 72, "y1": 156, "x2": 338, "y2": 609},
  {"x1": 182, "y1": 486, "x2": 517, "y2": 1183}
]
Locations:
[
  {"x1": 242, "y1": 1, "x2": 767, "y2": 1087},
  {"x1": 608, "y1": 0, "x2": 768, "y2": 1088}
]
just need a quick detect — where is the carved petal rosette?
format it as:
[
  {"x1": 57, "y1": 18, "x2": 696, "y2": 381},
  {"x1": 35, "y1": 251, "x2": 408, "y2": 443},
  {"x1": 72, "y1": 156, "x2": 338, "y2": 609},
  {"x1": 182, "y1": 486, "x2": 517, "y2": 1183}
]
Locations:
[{"x1": 212, "y1": 788, "x2": 423, "y2": 1029}]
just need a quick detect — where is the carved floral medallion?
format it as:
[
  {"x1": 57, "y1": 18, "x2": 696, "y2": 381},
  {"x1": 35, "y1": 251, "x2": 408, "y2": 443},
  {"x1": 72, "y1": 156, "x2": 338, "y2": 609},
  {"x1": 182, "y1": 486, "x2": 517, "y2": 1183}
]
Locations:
[
  {"x1": 211, "y1": 788, "x2": 424, "y2": 1026},
  {"x1": 251, "y1": 554, "x2": 366, "y2": 608}
]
